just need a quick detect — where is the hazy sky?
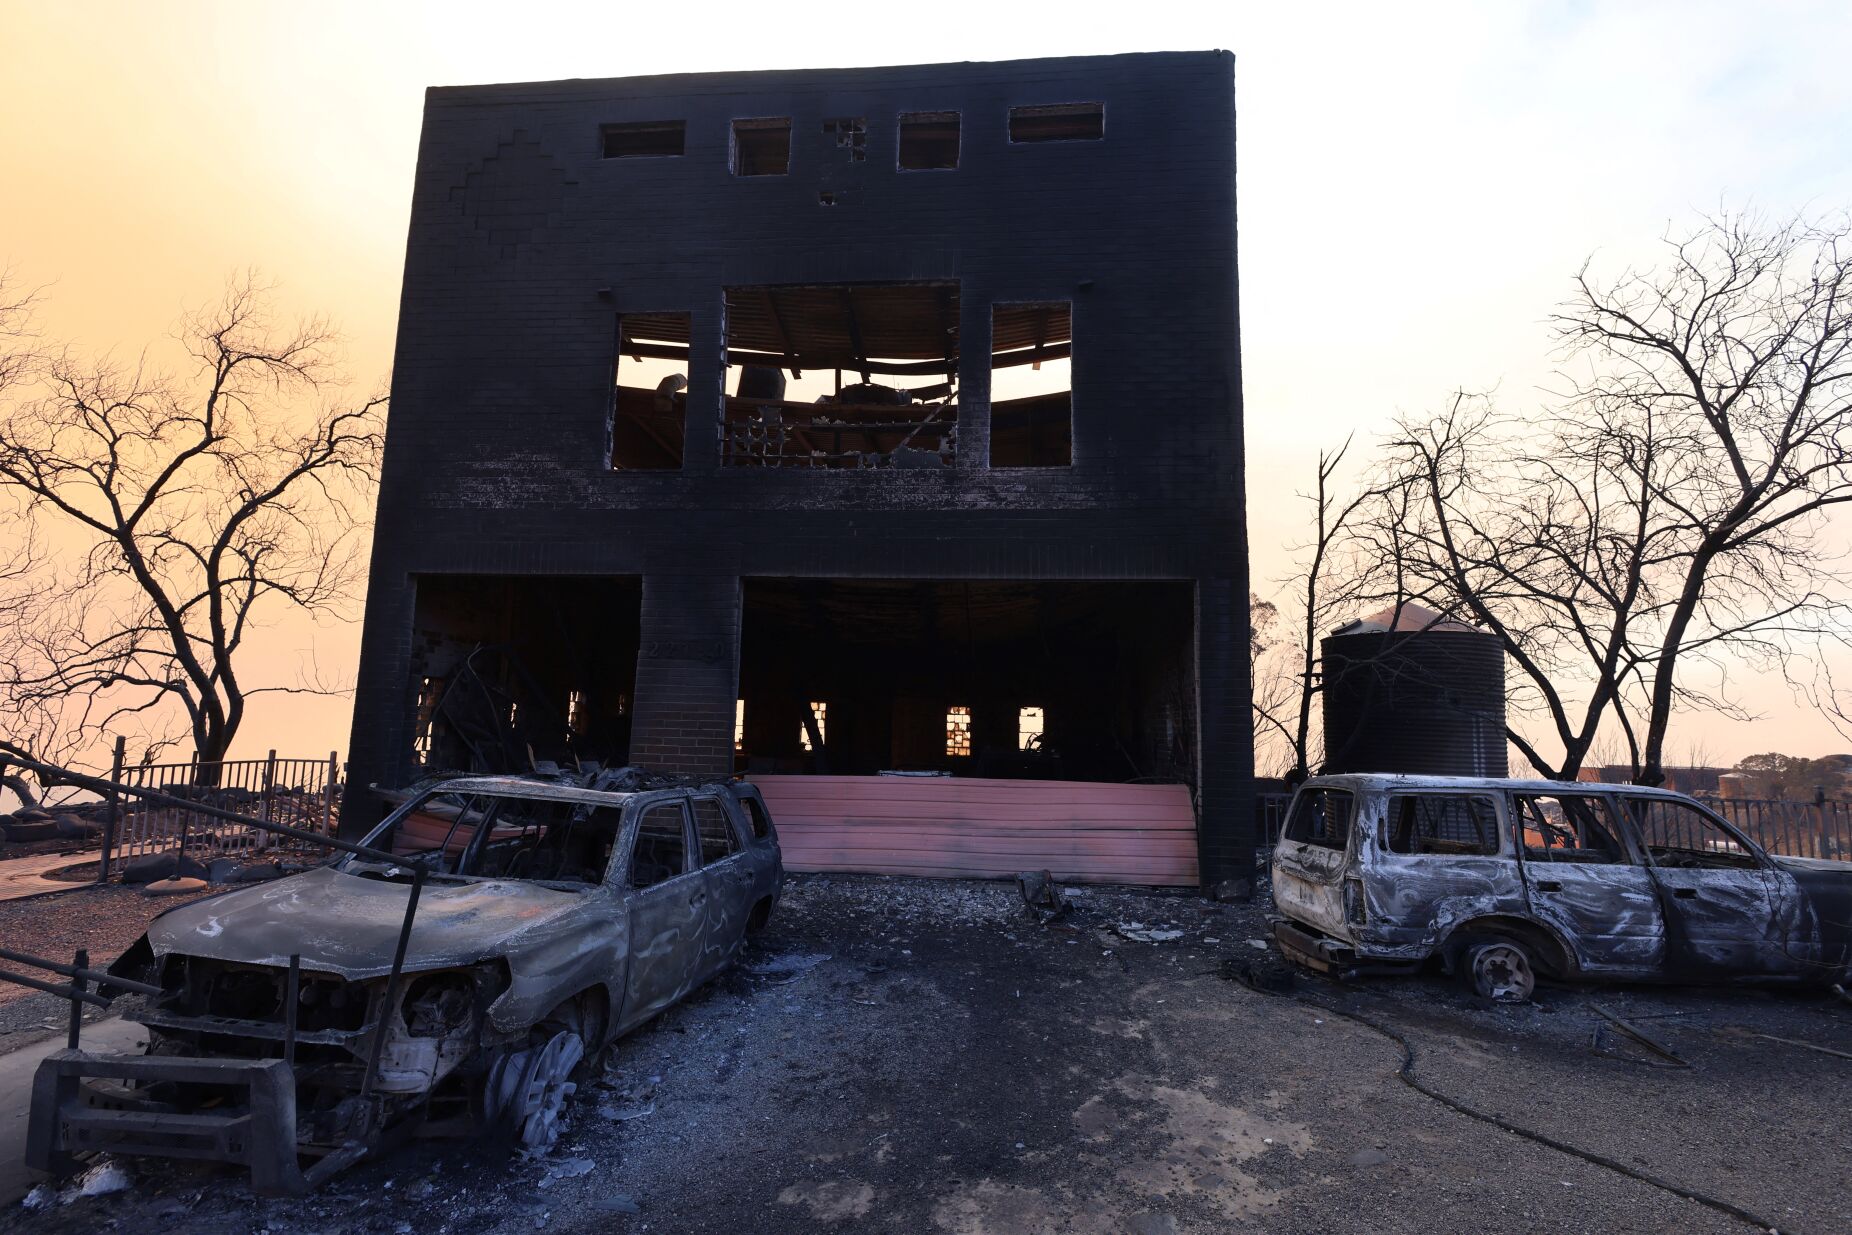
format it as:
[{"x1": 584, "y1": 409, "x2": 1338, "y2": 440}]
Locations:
[{"x1": 4, "y1": 1, "x2": 1852, "y2": 767}]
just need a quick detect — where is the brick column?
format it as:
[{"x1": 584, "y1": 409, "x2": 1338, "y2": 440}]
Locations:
[
  {"x1": 1194, "y1": 576, "x2": 1257, "y2": 887},
  {"x1": 630, "y1": 574, "x2": 741, "y2": 775}
]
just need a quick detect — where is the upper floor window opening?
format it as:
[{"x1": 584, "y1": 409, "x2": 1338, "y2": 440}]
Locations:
[
  {"x1": 898, "y1": 111, "x2": 960, "y2": 170},
  {"x1": 601, "y1": 120, "x2": 686, "y2": 158},
  {"x1": 1008, "y1": 103, "x2": 1104, "y2": 143},
  {"x1": 610, "y1": 312, "x2": 691, "y2": 470},
  {"x1": 990, "y1": 302, "x2": 1072, "y2": 467},
  {"x1": 732, "y1": 118, "x2": 791, "y2": 175},
  {"x1": 823, "y1": 116, "x2": 867, "y2": 161},
  {"x1": 722, "y1": 282, "x2": 960, "y2": 469}
]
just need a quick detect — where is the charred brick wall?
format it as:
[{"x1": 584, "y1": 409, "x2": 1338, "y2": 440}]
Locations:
[
  {"x1": 631, "y1": 574, "x2": 742, "y2": 775},
  {"x1": 346, "y1": 52, "x2": 1254, "y2": 882}
]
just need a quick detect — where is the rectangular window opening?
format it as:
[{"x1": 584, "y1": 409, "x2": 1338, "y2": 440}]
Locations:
[
  {"x1": 601, "y1": 120, "x2": 686, "y2": 159},
  {"x1": 898, "y1": 111, "x2": 960, "y2": 170},
  {"x1": 735, "y1": 698, "x2": 746, "y2": 753},
  {"x1": 1009, "y1": 102, "x2": 1104, "y2": 143},
  {"x1": 1385, "y1": 795, "x2": 1501, "y2": 856},
  {"x1": 946, "y1": 706, "x2": 972, "y2": 758},
  {"x1": 629, "y1": 802, "x2": 689, "y2": 888},
  {"x1": 732, "y1": 118, "x2": 791, "y2": 176},
  {"x1": 1516, "y1": 795, "x2": 1630, "y2": 865},
  {"x1": 990, "y1": 302, "x2": 1072, "y2": 467},
  {"x1": 1285, "y1": 788, "x2": 1354, "y2": 851},
  {"x1": 723, "y1": 282, "x2": 960, "y2": 469},
  {"x1": 823, "y1": 116, "x2": 866, "y2": 161},
  {"x1": 799, "y1": 701, "x2": 827, "y2": 752},
  {"x1": 611, "y1": 312, "x2": 690, "y2": 470},
  {"x1": 413, "y1": 676, "x2": 441, "y2": 764},
  {"x1": 1018, "y1": 705, "x2": 1045, "y2": 753}
]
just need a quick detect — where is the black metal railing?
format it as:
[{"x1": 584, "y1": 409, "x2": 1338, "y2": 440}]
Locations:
[
  {"x1": 1699, "y1": 795, "x2": 1852, "y2": 861},
  {"x1": 94, "y1": 742, "x2": 343, "y2": 878},
  {"x1": 0, "y1": 753, "x2": 421, "y2": 1107}
]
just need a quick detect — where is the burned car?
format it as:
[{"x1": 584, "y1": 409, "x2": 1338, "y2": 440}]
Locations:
[
  {"x1": 1271, "y1": 774, "x2": 1852, "y2": 1002},
  {"x1": 28, "y1": 775, "x2": 782, "y2": 1193}
]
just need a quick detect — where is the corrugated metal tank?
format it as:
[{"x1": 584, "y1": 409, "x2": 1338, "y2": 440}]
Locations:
[{"x1": 1320, "y1": 603, "x2": 1508, "y2": 777}]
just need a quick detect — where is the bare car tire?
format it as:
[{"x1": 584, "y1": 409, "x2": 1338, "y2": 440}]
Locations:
[
  {"x1": 485, "y1": 1028, "x2": 585, "y2": 1152},
  {"x1": 1462, "y1": 937, "x2": 1537, "y2": 1003}
]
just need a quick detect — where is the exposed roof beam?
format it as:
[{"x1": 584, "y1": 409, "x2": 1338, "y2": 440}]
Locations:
[
  {"x1": 838, "y1": 288, "x2": 871, "y2": 383},
  {"x1": 936, "y1": 285, "x2": 958, "y2": 384},
  {"x1": 756, "y1": 287, "x2": 803, "y2": 377},
  {"x1": 620, "y1": 340, "x2": 1066, "y2": 376}
]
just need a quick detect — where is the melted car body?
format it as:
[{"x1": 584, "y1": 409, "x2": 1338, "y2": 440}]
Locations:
[
  {"x1": 28, "y1": 775, "x2": 782, "y2": 1191},
  {"x1": 1271, "y1": 774, "x2": 1852, "y2": 1000}
]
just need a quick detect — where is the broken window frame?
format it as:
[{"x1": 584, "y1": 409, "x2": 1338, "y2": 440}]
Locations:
[
  {"x1": 1623, "y1": 795, "x2": 1764, "y2": 871},
  {"x1": 412, "y1": 675, "x2": 442, "y2": 765},
  {"x1": 946, "y1": 705, "x2": 972, "y2": 758},
  {"x1": 1514, "y1": 794, "x2": 1633, "y2": 865},
  {"x1": 600, "y1": 120, "x2": 687, "y2": 159},
  {"x1": 822, "y1": 116, "x2": 867, "y2": 162},
  {"x1": 989, "y1": 301, "x2": 1073, "y2": 468},
  {"x1": 1382, "y1": 793, "x2": 1502, "y2": 857},
  {"x1": 628, "y1": 800, "x2": 693, "y2": 889},
  {"x1": 897, "y1": 111, "x2": 960, "y2": 171},
  {"x1": 691, "y1": 796, "x2": 742, "y2": 864},
  {"x1": 721, "y1": 282, "x2": 962, "y2": 470},
  {"x1": 731, "y1": 117, "x2": 792, "y2": 176},
  {"x1": 1017, "y1": 704, "x2": 1045, "y2": 753},
  {"x1": 799, "y1": 700, "x2": 828, "y2": 752},
  {"x1": 1283, "y1": 788, "x2": 1354, "y2": 851},
  {"x1": 610, "y1": 311, "x2": 692, "y2": 470},
  {"x1": 1008, "y1": 102, "x2": 1105, "y2": 144}
]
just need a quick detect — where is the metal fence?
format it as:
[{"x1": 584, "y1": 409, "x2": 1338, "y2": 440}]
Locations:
[
  {"x1": 103, "y1": 748, "x2": 343, "y2": 876},
  {"x1": 1256, "y1": 792, "x2": 1293, "y2": 850},
  {"x1": 1699, "y1": 795, "x2": 1852, "y2": 862}
]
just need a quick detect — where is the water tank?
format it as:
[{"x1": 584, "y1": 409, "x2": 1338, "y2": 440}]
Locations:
[{"x1": 1320, "y1": 602, "x2": 1507, "y2": 777}]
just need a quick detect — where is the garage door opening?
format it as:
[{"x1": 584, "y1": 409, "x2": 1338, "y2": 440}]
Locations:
[
  {"x1": 740, "y1": 579, "x2": 1199, "y2": 885},
  {"x1": 408, "y1": 575, "x2": 642, "y2": 775},
  {"x1": 738, "y1": 579, "x2": 1194, "y2": 782}
]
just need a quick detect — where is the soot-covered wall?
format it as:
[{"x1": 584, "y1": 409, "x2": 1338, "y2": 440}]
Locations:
[{"x1": 347, "y1": 52, "x2": 1253, "y2": 882}]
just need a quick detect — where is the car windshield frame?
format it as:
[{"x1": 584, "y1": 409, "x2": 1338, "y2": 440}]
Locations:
[{"x1": 345, "y1": 785, "x2": 633, "y2": 892}]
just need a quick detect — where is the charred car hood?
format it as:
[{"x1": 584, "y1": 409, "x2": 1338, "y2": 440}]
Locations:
[{"x1": 144, "y1": 865, "x2": 591, "y2": 980}]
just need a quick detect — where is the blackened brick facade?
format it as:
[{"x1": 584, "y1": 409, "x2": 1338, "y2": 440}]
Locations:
[{"x1": 346, "y1": 51, "x2": 1255, "y2": 883}]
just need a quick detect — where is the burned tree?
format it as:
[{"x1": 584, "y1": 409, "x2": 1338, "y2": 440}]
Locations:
[
  {"x1": 0, "y1": 274, "x2": 384, "y2": 771},
  {"x1": 1379, "y1": 212, "x2": 1852, "y2": 782},
  {"x1": 1253, "y1": 440, "x2": 1376, "y2": 781}
]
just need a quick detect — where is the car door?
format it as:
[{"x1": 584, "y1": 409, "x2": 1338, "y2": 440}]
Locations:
[
  {"x1": 690, "y1": 793, "x2": 752, "y2": 973},
  {"x1": 1620, "y1": 794, "x2": 1791, "y2": 979},
  {"x1": 619, "y1": 795, "x2": 704, "y2": 1027},
  {"x1": 1513, "y1": 792, "x2": 1664, "y2": 975},
  {"x1": 1371, "y1": 790, "x2": 1526, "y2": 950}
]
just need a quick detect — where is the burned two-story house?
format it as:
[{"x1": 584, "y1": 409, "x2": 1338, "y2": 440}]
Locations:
[{"x1": 346, "y1": 51, "x2": 1253, "y2": 887}]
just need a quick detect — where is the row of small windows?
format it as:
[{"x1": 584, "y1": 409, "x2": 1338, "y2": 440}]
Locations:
[
  {"x1": 600, "y1": 103, "x2": 1104, "y2": 171},
  {"x1": 738, "y1": 699, "x2": 1043, "y2": 757}
]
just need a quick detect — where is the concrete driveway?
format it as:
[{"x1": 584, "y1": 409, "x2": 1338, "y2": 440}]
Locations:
[{"x1": 5, "y1": 874, "x2": 1849, "y2": 1233}]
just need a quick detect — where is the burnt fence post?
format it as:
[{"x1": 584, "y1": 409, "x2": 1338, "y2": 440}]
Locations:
[{"x1": 99, "y1": 736, "x2": 126, "y2": 884}]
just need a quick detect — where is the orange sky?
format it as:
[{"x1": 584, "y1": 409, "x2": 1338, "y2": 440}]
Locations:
[{"x1": 4, "y1": 1, "x2": 1852, "y2": 771}]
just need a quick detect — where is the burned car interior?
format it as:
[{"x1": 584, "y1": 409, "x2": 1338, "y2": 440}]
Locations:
[{"x1": 367, "y1": 791, "x2": 623, "y2": 887}]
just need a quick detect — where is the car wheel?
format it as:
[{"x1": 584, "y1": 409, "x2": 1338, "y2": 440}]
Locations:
[
  {"x1": 485, "y1": 1027, "x2": 585, "y2": 1152},
  {"x1": 1463, "y1": 937, "x2": 1536, "y2": 1003}
]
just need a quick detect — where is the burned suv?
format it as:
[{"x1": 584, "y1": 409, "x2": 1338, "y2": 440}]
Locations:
[
  {"x1": 29, "y1": 775, "x2": 782, "y2": 1193},
  {"x1": 1271, "y1": 774, "x2": 1852, "y2": 1002}
]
